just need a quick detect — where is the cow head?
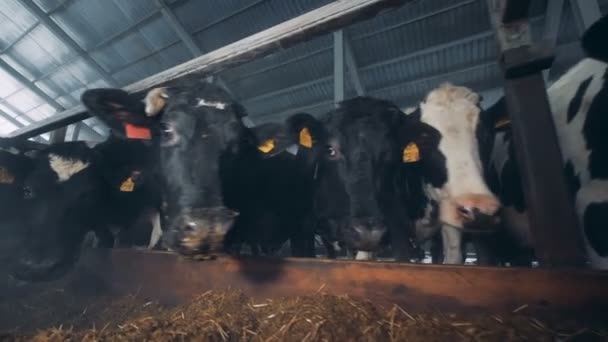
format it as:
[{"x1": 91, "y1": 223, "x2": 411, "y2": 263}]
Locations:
[
  {"x1": 13, "y1": 142, "x2": 106, "y2": 282},
  {"x1": 81, "y1": 87, "x2": 164, "y2": 191},
  {"x1": 582, "y1": 15, "x2": 608, "y2": 64},
  {"x1": 137, "y1": 78, "x2": 250, "y2": 256},
  {"x1": 413, "y1": 83, "x2": 501, "y2": 232},
  {"x1": 256, "y1": 98, "x2": 437, "y2": 259}
]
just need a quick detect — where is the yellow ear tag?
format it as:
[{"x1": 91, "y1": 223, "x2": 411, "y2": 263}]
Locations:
[
  {"x1": 257, "y1": 139, "x2": 275, "y2": 153},
  {"x1": 0, "y1": 167, "x2": 15, "y2": 184},
  {"x1": 299, "y1": 127, "x2": 313, "y2": 148},
  {"x1": 402, "y1": 143, "x2": 420, "y2": 163},
  {"x1": 120, "y1": 177, "x2": 135, "y2": 192},
  {"x1": 494, "y1": 118, "x2": 511, "y2": 129}
]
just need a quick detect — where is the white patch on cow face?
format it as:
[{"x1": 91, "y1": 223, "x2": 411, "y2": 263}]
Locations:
[
  {"x1": 403, "y1": 106, "x2": 418, "y2": 115},
  {"x1": 419, "y1": 83, "x2": 499, "y2": 228},
  {"x1": 355, "y1": 251, "x2": 375, "y2": 260},
  {"x1": 148, "y1": 211, "x2": 163, "y2": 249},
  {"x1": 48, "y1": 154, "x2": 89, "y2": 183},
  {"x1": 197, "y1": 98, "x2": 227, "y2": 110},
  {"x1": 285, "y1": 144, "x2": 299, "y2": 156}
]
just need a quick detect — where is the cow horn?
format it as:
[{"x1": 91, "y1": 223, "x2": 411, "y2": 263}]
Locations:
[{"x1": 144, "y1": 87, "x2": 169, "y2": 117}]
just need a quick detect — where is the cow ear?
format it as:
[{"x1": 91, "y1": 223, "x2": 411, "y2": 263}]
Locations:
[
  {"x1": 285, "y1": 113, "x2": 324, "y2": 149},
  {"x1": 251, "y1": 123, "x2": 294, "y2": 157},
  {"x1": 252, "y1": 113, "x2": 324, "y2": 157},
  {"x1": 81, "y1": 88, "x2": 155, "y2": 140},
  {"x1": 582, "y1": 15, "x2": 608, "y2": 63}
]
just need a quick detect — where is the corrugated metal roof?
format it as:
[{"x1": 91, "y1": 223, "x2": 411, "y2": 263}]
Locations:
[{"x1": 0, "y1": 0, "x2": 604, "y2": 142}]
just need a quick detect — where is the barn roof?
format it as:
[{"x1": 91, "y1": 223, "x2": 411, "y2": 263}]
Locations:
[{"x1": 0, "y1": 0, "x2": 605, "y2": 142}]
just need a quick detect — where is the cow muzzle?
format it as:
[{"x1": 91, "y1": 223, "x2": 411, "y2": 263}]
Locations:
[
  {"x1": 346, "y1": 217, "x2": 387, "y2": 251},
  {"x1": 163, "y1": 207, "x2": 239, "y2": 256},
  {"x1": 441, "y1": 194, "x2": 501, "y2": 232}
]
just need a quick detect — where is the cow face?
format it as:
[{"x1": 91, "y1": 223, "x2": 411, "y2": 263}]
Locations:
[
  {"x1": 14, "y1": 142, "x2": 106, "y2": 282},
  {"x1": 142, "y1": 78, "x2": 247, "y2": 255},
  {"x1": 415, "y1": 83, "x2": 501, "y2": 231},
  {"x1": 261, "y1": 98, "x2": 438, "y2": 258}
]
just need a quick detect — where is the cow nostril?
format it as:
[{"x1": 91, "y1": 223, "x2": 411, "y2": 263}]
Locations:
[
  {"x1": 457, "y1": 206, "x2": 475, "y2": 220},
  {"x1": 457, "y1": 206, "x2": 471, "y2": 215},
  {"x1": 185, "y1": 222, "x2": 197, "y2": 231},
  {"x1": 23, "y1": 186, "x2": 33, "y2": 199}
]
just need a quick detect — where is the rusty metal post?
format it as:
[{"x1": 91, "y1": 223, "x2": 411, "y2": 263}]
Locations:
[{"x1": 486, "y1": 0, "x2": 586, "y2": 267}]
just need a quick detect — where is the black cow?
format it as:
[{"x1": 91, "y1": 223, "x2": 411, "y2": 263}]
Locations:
[
  {"x1": 479, "y1": 14, "x2": 608, "y2": 269},
  {"x1": 13, "y1": 98, "x2": 163, "y2": 281},
  {"x1": 223, "y1": 113, "x2": 326, "y2": 257},
  {"x1": 259, "y1": 90, "x2": 502, "y2": 263},
  {"x1": 84, "y1": 78, "x2": 323, "y2": 259}
]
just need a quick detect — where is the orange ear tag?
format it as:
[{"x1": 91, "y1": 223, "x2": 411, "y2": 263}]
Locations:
[
  {"x1": 299, "y1": 127, "x2": 313, "y2": 148},
  {"x1": 125, "y1": 124, "x2": 152, "y2": 140},
  {"x1": 258, "y1": 139, "x2": 275, "y2": 153},
  {"x1": 120, "y1": 177, "x2": 135, "y2": 192},
  {"x1": 402, "y1": 143, "x2": 420, "y2": 163}
]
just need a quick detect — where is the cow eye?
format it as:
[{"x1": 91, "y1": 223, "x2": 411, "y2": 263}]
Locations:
[
  {"x1": 160, "y1": 123, "x2": 172, "y2": 134},
  {"x1": 327, "y1": 146, "x2": 337, "y2": 158},
  {"x1": 160, "y1": 122, "x2": 180, "y2": 146}
]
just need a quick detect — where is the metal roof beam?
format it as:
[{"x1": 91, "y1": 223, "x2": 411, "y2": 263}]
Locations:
[
  {"x1": 8, "y1": 0, "x2": 417, "y2": 140},
  {"x1": 229, "y1": 0, "x2": 476, "y2": 85},
  {"x1": 71, "y1": 122, "x2": 81, "y2": 141},
  {"x1": 542, "y1": 0, "x2": 564, "y2": 82},
  {"x1": 242, "y1": 17, "x2": 542, "y2": 106},
  {"x1": 154, "y1": 0, "x2": 236, "y2": 98},
  {"x1": 0, "y1": 108, "x2": 47, "y2": 143},
  {"x1": 344, "y1": 31, "x2": 365, "y2": 96},
  {"x1": 0, "y1": 22, "x2": 39, "y2": 54},
  {"x1": 17, "y1": 0, "x2": 118, "y2": 87},
  {"x1": 569, "y1": 0, "x2": 601, "y2": 34},
  {"x1": 333, "y1": 30, "x2": 345, "y2": 105},
  {"x1": 0, "y1": 58, "x2": 103, "y2": 140},
  {"x1": 256, "y1": 61, "x2": 498, "y2": 121}
]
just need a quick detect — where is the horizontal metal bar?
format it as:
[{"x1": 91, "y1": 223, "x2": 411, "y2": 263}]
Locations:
[
  {"x1": 10, "y1": 0, "x2": 411, "y2": 140},
  {"x1": 74, "y1": 248, "x2": 608, "y2": 314}
]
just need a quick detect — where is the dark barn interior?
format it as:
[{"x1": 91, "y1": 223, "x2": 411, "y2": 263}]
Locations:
[{"x1": 1, "y1": 0, "x2": 608, "y2": 340}]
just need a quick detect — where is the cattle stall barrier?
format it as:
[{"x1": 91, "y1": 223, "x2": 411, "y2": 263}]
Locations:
[{"x1": 48, "y1": 248, "x2": 608, "y2": 317}]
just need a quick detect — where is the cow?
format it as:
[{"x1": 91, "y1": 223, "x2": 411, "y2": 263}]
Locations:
[
  {"x1": 81, "y1": 77, "x2": 325, "y2": 259},
  {"x1": 12, "y1": 102, "x2": 163, "y2": 281},
  {"x1": 480, "y1": 15, "x2": 608, "y2": 269},
  {"x1": 256, "y1": 86, "x2": 502, "y2": 263},
  {"x1": 222, "y1": 113, "x2": 327, "y2": 257}
]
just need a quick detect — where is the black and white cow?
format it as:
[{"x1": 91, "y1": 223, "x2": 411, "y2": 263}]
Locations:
[
  {"x1": 90, "y1": 77, "x2": 324, "y2": 258},
  {"x1": 482, "y1": 15, "x2": 608, "y2": 269},
  {"x1": 13, "y1": 98, "x2": 164, "y2": 281},
  {"x1": 259, "y1": 86, "x2": 502, "y2": 263}
]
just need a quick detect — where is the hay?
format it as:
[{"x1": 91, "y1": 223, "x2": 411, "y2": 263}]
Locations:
[{"x1": 2, "y1": 289, "x2": 606, "y2": 342}]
